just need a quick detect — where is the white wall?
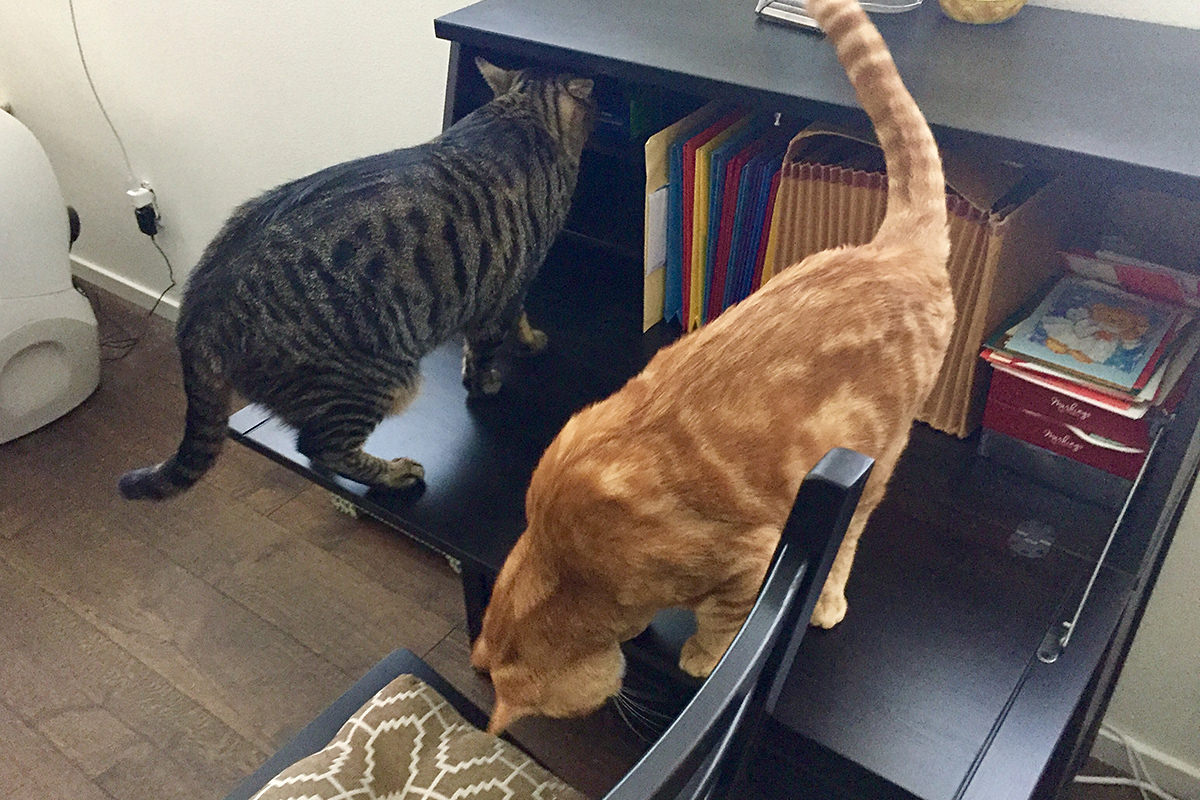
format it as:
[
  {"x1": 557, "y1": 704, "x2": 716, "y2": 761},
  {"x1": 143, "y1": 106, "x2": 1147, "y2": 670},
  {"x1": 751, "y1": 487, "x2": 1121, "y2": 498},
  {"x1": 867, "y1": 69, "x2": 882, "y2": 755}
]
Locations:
[
  {"x1": 1028, "y1": 0, "x2": 1200, "y2": 28},
  {"x1": 0, "y1": 0, "x2": 1197, "y2": 794},
  {"x1": 1097, "y1": 480, "x2": 1200, "y2": 799},
  {"x1": 0, "y1": 0, "x2": 471, "y2": 317}
]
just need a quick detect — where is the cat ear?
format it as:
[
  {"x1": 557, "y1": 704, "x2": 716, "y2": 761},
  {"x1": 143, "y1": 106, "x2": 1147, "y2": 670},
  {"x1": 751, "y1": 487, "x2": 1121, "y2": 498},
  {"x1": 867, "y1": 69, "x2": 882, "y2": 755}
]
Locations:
[
  {"x1": 486, "y1": 697, "x2": 528, "y2": 735},
  {"x1": 475, "y1": 57, "x2": 519, "y2": 96},
  {"x1": 565, "y1": 77, "x2": 594, "y2": 101}
]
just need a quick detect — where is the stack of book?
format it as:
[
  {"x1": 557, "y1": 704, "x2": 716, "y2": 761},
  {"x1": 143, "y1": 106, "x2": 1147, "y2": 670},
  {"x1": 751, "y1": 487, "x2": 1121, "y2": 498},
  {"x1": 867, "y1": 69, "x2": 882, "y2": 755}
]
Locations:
[{"x1": 979, "y1": 251, "x2": 1200, "y2": 495}]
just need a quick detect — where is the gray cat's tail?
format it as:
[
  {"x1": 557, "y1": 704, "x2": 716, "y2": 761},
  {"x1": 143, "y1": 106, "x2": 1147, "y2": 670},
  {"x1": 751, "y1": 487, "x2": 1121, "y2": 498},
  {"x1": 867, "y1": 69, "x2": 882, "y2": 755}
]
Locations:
[{"x1": 119, "y1": 349, "x2": 232, "y2": 501}]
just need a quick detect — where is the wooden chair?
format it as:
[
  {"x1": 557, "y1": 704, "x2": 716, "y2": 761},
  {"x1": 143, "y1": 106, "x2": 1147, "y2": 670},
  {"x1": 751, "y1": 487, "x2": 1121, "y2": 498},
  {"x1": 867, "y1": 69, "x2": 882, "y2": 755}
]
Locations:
[{"x1": 223, "y1": 447, "x2": 873, "y2": 800}]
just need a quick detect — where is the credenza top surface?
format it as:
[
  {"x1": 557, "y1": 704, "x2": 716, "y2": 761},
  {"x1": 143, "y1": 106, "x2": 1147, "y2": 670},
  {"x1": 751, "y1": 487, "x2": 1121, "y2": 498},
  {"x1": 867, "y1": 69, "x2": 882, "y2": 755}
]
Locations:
[{"x1": 436, "y1": 0, "x2": 1200, "y2": 187}]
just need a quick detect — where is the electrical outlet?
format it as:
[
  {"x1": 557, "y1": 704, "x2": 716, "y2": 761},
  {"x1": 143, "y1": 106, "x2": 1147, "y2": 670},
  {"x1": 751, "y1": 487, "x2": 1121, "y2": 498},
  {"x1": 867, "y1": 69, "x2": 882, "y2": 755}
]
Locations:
[
  {"x1": 126, "y1": 181, "x2": 159, "y2": 236},
  {"x1": 126, "y1": 181, "x2": 155, "y2": 210}
]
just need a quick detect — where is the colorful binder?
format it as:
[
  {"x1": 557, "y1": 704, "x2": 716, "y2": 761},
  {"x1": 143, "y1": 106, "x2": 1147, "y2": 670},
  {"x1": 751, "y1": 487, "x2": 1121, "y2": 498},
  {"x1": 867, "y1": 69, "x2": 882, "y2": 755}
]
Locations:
[
  {"x1": 708, "y1": 134, "x2": 774, "y2": 322},
  {"x1": 665, "y1": 105, "x2": 728, "y2": 325},
  {"x1": 646, "y1": 111, "x2": 792, "y2": 328},
  {"x1": 702, "y1": 116, "x2": 771, "y2": 322},
  {"x1": 645, "y1": 102, "x2": 723, "y2": 331},
  {"x1": 727, "y1": 141, "x2": 788, "y2": 307},
  {"x1": 683, "y1": 109, "x2": 749, "y2": 331}
]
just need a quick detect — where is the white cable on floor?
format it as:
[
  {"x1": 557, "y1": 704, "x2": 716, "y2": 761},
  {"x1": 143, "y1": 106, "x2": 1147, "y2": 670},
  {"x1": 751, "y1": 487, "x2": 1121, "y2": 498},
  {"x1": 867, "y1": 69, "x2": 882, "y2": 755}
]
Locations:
[
  {"x1": 1073, "y1": 775, "x2": 1180, "y2": 800},
  {"x1": 1073, "y1": 725, "x2": 1183, "y2": 800}
]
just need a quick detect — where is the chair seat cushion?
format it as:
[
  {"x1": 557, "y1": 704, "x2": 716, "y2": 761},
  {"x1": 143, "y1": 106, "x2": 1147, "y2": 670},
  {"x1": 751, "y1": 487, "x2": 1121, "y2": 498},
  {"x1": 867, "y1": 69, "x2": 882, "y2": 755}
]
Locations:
[{"x1": 251, "y1": 673, "x2": 585, "y2": 800}]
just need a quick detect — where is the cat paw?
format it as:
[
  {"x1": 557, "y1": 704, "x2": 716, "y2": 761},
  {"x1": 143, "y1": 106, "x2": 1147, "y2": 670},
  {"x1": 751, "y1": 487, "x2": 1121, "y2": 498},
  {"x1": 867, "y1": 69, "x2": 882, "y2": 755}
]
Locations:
[
  {"x1": 463, "y1": 367, "x2": 501, "y2": 395},
  {"x1": 514, "y1": 327, "x2": 548, "y2": 357},
  {"x1": 384, "y1": 457, "x2": 425, "y2": 489},
  {"x1": 678, "y1": 638, "x2": 721, "y2": 678},
  {"x1": 463, "y1": 366, "x2": 503, "y2": 398},
  {"x1": 810, "y1": 590, "x2": 847, "y2": 629}
]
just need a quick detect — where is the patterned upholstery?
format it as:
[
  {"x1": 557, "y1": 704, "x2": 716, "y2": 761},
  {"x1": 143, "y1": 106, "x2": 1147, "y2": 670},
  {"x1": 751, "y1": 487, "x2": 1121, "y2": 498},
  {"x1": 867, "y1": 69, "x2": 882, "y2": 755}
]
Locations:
[{"x1": 251, "y1": 674, "x2": 585, "y2": 800}]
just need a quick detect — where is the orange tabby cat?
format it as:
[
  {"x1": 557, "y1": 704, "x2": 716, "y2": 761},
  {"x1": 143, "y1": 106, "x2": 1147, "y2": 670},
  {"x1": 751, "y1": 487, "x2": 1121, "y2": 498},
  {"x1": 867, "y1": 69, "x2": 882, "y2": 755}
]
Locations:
[{"x1": 472, "y1": 0, "x2": 954, "y2": 734}]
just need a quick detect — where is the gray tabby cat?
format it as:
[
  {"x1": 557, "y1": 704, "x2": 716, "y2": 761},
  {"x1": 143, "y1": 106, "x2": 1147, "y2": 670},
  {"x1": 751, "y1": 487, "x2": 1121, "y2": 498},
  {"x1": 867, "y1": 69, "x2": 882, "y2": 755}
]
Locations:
[{"x1": 120, "y1": 58, "x2": 595, "y2": 500}]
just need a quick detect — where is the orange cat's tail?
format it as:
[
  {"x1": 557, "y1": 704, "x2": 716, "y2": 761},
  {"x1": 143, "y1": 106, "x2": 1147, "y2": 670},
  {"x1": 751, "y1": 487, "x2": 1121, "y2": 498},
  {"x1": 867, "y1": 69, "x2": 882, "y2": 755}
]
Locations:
[{"x1": 806, "y1": 0, "x2": 947, "y2": 246}]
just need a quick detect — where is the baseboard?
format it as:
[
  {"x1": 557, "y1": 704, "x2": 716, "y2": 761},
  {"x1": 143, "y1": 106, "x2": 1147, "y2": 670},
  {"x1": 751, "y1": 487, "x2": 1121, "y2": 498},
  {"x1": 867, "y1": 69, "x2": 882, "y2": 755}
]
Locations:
[
  {"x1": 71, "y1": 254, "x2": 180, "y2": 322},
  {"x1": 1091, "y1": 725, "x2": 1200, "y2": 800}
]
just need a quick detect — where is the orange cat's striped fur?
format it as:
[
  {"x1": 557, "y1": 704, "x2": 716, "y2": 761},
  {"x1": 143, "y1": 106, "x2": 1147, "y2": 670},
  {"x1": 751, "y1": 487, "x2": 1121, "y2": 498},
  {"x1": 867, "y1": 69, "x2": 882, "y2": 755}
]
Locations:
[{"x1": 472, "y1": 0, "x2": 955, "y2": 734}]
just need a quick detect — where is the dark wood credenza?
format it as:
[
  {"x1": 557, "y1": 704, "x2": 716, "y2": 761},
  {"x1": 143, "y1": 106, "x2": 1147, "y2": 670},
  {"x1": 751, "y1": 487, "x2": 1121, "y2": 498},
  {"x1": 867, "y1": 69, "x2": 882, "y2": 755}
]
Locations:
[{"x1": 229, "y1": 2, "x2": 1200, "y2": 798}]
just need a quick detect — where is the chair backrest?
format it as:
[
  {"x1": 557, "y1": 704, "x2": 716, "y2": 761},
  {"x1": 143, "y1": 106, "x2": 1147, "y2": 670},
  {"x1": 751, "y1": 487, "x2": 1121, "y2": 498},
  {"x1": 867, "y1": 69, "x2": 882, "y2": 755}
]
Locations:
[{"x1": 600, "y1": 448, "x2": 874, "y2": 800}]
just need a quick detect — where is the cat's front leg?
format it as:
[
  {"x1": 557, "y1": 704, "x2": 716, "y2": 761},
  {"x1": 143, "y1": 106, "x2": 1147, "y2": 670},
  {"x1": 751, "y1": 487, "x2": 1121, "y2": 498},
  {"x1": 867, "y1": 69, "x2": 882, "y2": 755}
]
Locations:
[
  {"x1": 679, "y1": 575, "x2": 764, "y2": 678},
  {"x1": 461, "y1": 337, "x2": 504, "y2": 398},
  {"x1": 679, "y1": 635, "x2": 729, "y2": 678},
  {"x1": 462, "y1": 308, "x2": 546, "y2": 397},
  {"x1": 511, "y1": 309, "x2": 548, "y2": 356}
]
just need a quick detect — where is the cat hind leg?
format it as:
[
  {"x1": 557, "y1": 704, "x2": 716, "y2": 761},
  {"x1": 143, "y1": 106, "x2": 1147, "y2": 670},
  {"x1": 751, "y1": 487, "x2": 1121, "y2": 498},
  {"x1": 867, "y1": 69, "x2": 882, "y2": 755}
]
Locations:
[
  {"x1": 810, "y1": 500, "x2": 875, "y2": 628},
  {"x1": 810, "y1": 585, "x2": 849, "y2": 629},
  {"x1": 294, "y1": 377, "x2": 424, "y2": 489},
  {"x1": 297, "y1": 421, "x2": 424, "y2": 490}
]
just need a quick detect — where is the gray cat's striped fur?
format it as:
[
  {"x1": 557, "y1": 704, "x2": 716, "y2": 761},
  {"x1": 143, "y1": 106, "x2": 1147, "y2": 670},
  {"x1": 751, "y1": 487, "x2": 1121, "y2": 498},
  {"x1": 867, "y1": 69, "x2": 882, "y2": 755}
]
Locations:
[{"x1": 119, "y1": 58, "x2": 595, "y2": 500}]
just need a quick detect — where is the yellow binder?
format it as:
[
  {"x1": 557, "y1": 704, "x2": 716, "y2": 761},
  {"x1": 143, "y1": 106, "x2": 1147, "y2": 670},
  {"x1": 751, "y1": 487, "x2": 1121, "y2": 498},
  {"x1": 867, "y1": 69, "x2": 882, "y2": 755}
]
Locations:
[{"x1": 688, "y1": 113, "x2": 752, "y2": 331}]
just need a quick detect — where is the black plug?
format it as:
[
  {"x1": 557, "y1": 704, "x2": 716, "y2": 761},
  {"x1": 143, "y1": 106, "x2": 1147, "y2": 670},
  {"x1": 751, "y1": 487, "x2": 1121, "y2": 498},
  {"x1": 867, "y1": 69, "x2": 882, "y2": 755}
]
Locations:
[
  {"x1": 135, "y1": 203, "x2": 158, "y2": 236},
  {"x1": 127, "y1": 184, "x2": 159, "y2": 237}
]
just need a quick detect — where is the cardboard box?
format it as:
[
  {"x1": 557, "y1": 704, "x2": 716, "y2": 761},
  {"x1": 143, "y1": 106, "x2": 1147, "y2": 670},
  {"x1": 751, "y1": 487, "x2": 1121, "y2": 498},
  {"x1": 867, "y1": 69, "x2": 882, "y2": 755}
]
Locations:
[{"x1": 764, "y1": 123, "x2": 1082, "y2": 436}]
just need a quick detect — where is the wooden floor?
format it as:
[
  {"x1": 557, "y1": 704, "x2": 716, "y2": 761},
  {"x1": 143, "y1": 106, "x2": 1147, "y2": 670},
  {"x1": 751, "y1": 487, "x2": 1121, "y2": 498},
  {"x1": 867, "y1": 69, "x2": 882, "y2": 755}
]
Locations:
[
  {"x1": 0, "y1": 283, "x2": 1140, "y2": 800},
  {"x1": 0, "y1": 284, "x2": 646, "y2": 800}
]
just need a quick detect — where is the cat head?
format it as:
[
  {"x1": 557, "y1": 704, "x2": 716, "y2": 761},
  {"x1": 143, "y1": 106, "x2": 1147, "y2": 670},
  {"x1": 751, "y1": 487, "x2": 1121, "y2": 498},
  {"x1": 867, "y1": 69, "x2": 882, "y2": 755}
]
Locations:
[
  {"x1": 474, "y1": 57, "x2": 596, "y2": 149},
  {"x1": 475, "y1": 56, "x2": 594, "y2": 103},
  {"x1": 470, "y1": 535, "x2": 626, "y2": 735}
]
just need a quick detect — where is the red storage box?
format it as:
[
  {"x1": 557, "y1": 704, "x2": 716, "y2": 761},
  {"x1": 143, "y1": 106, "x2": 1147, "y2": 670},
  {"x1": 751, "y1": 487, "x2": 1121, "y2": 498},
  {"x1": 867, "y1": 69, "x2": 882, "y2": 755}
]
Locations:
[
  {"x1": 985, "y1": 369, "x2": 1153, "y2": 452},
  {"x1": 981, "y1": 394, "x2": 1147, "y2": 480}
]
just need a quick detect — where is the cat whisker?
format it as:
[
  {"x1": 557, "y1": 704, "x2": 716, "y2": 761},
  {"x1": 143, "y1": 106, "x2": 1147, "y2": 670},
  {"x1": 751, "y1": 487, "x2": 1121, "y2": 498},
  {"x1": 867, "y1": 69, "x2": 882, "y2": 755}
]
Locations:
[
  {"x1": 616, "y1": 694, "x2": 653, "y2": 726},
  {"x1": 621, "y1": 694, "x2": 675, "y2": 725},
  {"x1": 617, "y1": 688, "x2": 677, "y2": 721},
  {"x1": 610, "y1": 692, "x2": 657, "y2": 742},
  {"x1": 609, "y1": 696, "x2": 641, "y2": 739},
  {"x1": 610, "y1": 686, "x2": 682, "y2": 742}
]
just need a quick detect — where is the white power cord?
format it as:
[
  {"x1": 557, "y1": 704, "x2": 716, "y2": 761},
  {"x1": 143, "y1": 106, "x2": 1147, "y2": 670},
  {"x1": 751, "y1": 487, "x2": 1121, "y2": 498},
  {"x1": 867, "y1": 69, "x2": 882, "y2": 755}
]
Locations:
[
  {"x1": 67, "y1": 0, "x2": 177, "y2": 348},
  {"x1": 1073, "y1": 776, "x2": 1179, "y2": 800},
  {"x1": 1073, "y1": 726, "x2": 1183, "y2": 800}
]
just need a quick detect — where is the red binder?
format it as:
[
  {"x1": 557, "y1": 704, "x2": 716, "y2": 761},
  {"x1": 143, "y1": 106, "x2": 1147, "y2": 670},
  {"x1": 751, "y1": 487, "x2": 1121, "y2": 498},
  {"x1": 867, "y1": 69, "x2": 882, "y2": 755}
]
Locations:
[{"x1": 681, "y1": 110, "x2": 745, "y2": 327}]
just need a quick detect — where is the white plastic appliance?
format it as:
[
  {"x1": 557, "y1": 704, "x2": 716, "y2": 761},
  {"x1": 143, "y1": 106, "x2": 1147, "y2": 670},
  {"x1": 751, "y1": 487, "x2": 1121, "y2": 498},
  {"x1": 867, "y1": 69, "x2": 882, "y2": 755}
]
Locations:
[{"x1": 0, "y1": 111, "x2": 100, "y2": 444}]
